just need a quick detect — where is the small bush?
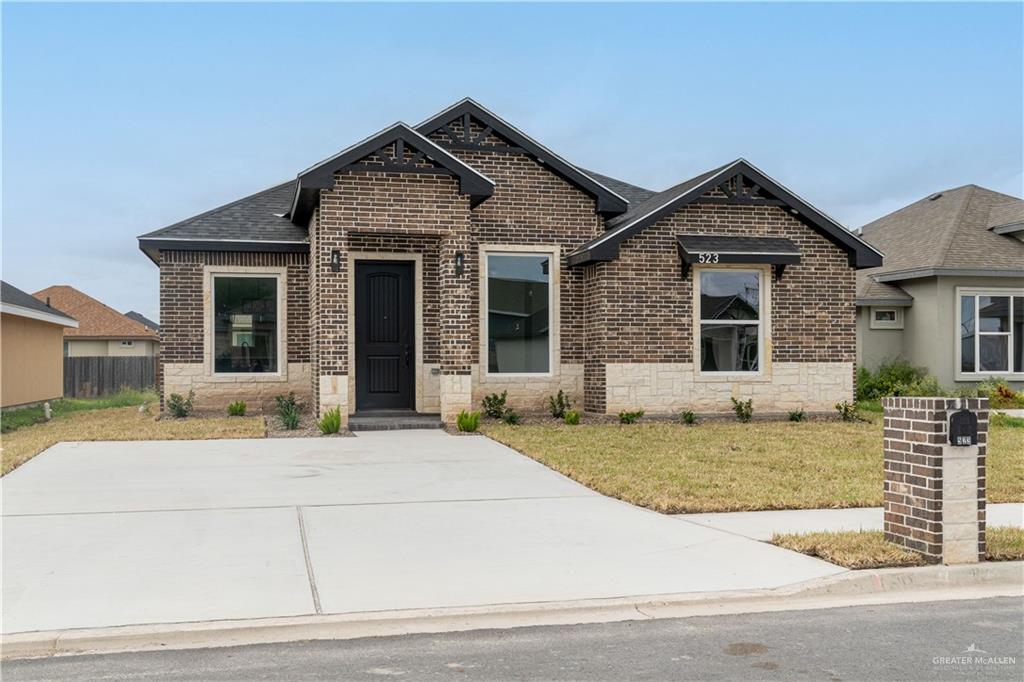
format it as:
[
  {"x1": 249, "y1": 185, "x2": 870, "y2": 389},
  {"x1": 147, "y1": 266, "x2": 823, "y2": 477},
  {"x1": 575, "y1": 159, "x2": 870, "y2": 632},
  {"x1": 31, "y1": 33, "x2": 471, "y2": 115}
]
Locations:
[
  {"x1": 731, "y1": 397, "x2": 753, "y2": 423},
  {"x1": 680, "y1": 410, "x2": 697, "y2": 425},
  {"x1": 547, "y1": 390, "x2": 572, "y2": 419},
  {"x1": 618, "y1": 409, "x2": 644, "y2": 424},
  {"x1": 276, "y1": 392, "x2": 301, "y2": 430},
  {"x1": 482, "y1": 391, "x2": 508, "y2": 418},
  {"x1": 167, "y1": 391, "x2": 194, "y2": 419},
  {"x1": 317, "y1": 407, "x2": 342, "y2": 434},
  {"x1": 856, "y1": 359, "x2": 944, "y2": 401},
  {"x1": 563, "y1": 410, "x2": 580, "y2": 425},
  {"x1": 788, "y1": 409, "x2": 805, "y2": 422},
  {"x1": 836, "y1": 400, "x2": 859, "y2": 422},
  {"x1": 502, "y1": 408, "x2": 522, "y2": 425},
  {"x1": 977, "y1": 378, "x2": 1024, "y2": 409},
  {"x1": 227, "y1": 400, "x2": 247, "y2": 417},
  {"x1": 456, "y1": 410, "x2": 481, "y2": 432}
]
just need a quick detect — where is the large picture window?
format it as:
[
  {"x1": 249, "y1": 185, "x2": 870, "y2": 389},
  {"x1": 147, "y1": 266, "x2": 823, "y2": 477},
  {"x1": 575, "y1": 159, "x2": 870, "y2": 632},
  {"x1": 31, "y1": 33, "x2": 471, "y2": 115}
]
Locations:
[
  {"x1": 699, "y1": 269, "x2": 762, "y2": 373},
  {"x1": 959, "y1": 289, "x2": 1023, "y2": 375},
  {"x1": 486, "y1": 253, "x2": 551, "y2": 374},
  {"x1": 213, "y1": 275, "x2": 279, "y2": 374}
]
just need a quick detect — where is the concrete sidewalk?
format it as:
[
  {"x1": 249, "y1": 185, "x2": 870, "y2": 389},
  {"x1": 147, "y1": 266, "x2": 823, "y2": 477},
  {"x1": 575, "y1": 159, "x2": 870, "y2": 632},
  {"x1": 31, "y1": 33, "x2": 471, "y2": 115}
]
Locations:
[
  {"x1": 677, "y1": 503, "x2": 1024, "y2": 541},
  {"x1": 2, "y1": 432, "x2": 845, "y2": 635}
]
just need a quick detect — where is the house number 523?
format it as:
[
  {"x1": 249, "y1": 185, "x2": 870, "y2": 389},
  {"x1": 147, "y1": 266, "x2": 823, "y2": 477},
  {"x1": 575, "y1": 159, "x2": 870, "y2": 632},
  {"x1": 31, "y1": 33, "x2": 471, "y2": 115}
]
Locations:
[{"x1": 698, "y1": 252, "x2": 720, "y2": 264}]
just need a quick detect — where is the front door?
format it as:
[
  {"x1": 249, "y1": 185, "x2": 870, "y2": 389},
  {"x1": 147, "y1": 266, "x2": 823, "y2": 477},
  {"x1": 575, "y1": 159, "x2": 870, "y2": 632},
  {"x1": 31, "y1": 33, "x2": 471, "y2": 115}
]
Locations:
[{"x1": 355, "y1": 261, "x2": 414, "y2": 411}]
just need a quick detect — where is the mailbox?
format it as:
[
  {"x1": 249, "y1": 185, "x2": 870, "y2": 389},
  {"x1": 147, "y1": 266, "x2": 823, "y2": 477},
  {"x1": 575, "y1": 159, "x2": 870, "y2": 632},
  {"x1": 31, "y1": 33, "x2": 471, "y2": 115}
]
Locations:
[{"x1": 949, "y1": 409, "x2": 978, "y2": 446}]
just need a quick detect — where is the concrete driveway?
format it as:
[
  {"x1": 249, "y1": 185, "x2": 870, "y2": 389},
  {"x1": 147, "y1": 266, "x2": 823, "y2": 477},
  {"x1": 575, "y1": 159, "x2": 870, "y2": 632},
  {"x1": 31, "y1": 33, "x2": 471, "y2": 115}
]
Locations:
[{"x1": 2, "y1": 431, "x2": 844, "y2": 634}]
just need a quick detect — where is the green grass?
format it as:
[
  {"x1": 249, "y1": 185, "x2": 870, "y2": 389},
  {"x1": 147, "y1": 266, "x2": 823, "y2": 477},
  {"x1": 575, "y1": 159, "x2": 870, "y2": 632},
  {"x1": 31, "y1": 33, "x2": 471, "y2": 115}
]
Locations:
[
  {"x1": 483, "y1": 417, "x2": 1024, "y2": 513},
  {"x1": 992, "y1": 412, "x2": 1024, "y2": 428},
  {"x1": 1, "y1": 389, "x2": 157, "y2": 433},
  {"x1": 773, "y1": 526, "x2": 1024, "y2": 568}
]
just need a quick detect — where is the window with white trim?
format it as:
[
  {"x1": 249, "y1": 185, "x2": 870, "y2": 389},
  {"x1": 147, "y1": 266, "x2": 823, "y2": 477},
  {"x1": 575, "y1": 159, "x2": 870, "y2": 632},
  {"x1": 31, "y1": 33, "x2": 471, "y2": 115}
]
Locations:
[
  {"x1": 120, "y1": 340, "x2": 134, "y2": 347},
  {"x1": 212, "y1": 275, "x2": 279, "y2": 373},
  {"x1": 485, "y1": 252, "x2": 551, "y2": 374},
  {"x1": 958, "y1": 289, "x2": 1023, "y2": 374},
  {"x1": 699, "y1": 269, "x2": 762, "y2": 373},
  {"x1": 870, "y1": 307, "x2": 903, "y2": 330}
]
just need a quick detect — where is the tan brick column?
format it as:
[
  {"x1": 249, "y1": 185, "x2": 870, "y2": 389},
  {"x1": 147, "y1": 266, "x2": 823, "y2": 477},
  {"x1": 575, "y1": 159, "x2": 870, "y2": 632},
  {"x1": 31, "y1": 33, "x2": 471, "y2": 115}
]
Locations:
[
  {"x1": 438, "y1": 231, "x2": 474, "y2": 422},
  {"x1": 882, "y1": 397, "x2": 988, "y2": 564}
]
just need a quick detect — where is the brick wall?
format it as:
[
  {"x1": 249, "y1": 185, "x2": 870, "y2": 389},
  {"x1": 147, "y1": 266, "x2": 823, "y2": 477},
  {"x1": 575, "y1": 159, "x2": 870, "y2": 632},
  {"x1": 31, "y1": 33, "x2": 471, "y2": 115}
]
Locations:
[{"x1": 882, "y1": 397, "x2": 988, "y2": 562}]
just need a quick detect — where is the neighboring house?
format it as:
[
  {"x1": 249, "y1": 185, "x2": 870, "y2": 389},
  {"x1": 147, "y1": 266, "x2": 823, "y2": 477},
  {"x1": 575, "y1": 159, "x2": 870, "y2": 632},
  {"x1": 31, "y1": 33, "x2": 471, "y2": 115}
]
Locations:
[
  {"x1": 138, "y1": 98, "x2": 881, "y2": 424},
  {"x1": 32, "y1": 286, "x2": 160, "y2": 357},
  {"x1": 124, "y1": 310, "x2": 160, "y2": 331},
  {"x1": 856, "y1": 185, "x2": 1024, "y2": 390},
  {"x1": 1, "y1": 281, "x2": 78, "y2": 408}
]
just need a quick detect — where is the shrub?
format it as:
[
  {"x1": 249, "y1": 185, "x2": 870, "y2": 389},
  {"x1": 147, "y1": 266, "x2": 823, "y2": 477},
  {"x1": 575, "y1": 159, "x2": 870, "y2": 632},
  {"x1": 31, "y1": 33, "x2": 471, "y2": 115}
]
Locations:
[
  {"x1": 788, "y1": 409, "x2": 805, "y2": 422},
  {"x1": 563, "y1": 410, "x2": 580, "y2": 425},
  {"x1": 680, "y1": 410, "x2": 697, "y2": 425},
  {"x1": 275, "y1": 392, "x2": 301, "y2": 430},
  {"x1": 977, "y1": 378, "x2": 1024, "y2": 409},
  {"x1": 547, "y1": 390, "x2": 572, "y2": 419},
  {"x1": 835, "y1": 400, "x2": 859, "y2": 422},
  {"x1": 317, "y1": 407, "x2": 342, "y2": 434},
  {"x1": 731, "y1": 397, "x2": 753, "y2": 423},
  {"x1": 456, "y1": 410, "x2": 481, "y2": 432},
  {"x1": 618, "y1": 409, "x2": 644, "y2": 424},
  {"x1": 481, "y1": 391, "x2": 508, "y2": 419},
  {"x1": 502, "y1": 408, "x2": 522, "y2": 425},
  {"x1": 856, "y1": 359, "x2": 933, "y2": 401},
  {"x1": 227, "y1": 400, "x2": 247, "y2": 417},
  {"x1": 167, "y1": 391, "x2": 194, "y2": 418}
]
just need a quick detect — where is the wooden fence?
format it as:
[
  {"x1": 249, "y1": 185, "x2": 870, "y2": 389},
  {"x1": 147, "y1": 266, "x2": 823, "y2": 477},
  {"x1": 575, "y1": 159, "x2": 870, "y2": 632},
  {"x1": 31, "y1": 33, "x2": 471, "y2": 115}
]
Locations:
[{"x1": 63, "y1": 356, "x2": 158, "y2": 398}]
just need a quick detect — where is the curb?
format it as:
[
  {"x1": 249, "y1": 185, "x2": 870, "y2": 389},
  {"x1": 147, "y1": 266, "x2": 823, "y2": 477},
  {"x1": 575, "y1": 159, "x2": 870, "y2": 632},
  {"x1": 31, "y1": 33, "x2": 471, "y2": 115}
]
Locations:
[{"x1": 4, "y1": 562, "x2": 1021, "y2": 660}]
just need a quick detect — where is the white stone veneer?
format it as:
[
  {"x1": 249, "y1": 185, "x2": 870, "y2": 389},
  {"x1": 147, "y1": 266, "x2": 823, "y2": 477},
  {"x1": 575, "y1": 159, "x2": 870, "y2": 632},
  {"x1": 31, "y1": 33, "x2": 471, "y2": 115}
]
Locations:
[
  {"x1": 605, "y1": 362, "x2": 854, "y2": 413},
  {"x1": 163, "y1": 362, "x2": 312, "y2": 413}
]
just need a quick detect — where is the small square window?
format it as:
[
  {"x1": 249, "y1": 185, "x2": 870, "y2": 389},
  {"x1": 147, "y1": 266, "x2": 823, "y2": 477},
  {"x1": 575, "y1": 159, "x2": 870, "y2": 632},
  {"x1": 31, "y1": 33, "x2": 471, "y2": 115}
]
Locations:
[
  {"x1": 120, "y1": 340, "x2": 134, "y2": 347},
  {"x1": 870, "y1": 308, "x2": 903, "y2": 330}
]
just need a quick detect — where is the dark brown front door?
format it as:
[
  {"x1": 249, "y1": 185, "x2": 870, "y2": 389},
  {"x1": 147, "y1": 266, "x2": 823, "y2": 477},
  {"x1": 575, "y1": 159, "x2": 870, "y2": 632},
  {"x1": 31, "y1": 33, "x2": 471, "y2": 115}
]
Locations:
[{"x1": 355, "y1": 261, "x2": 414, "y2": 411}]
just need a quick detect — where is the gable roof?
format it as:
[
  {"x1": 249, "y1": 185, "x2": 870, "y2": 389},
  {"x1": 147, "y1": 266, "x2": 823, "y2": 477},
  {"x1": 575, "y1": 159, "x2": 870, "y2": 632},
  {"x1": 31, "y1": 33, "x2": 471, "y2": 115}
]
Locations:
[
  {"x1": 124, "y1": 310, "x2": 160, "y2": 331},
  {"x1": 568, "y1": 159, "x2": 883, "y2": 268},
  {"x1": 289, "y1": 122, "x2": 495, "y2": 226},
  {"x1": 1, "y1": 281, "x2": 78, "y2": 327},
  {"x1": 138, "y1": 180, "x2": 303, "y2": 263},
  {"x1": 579, "y1": 169, "x2": 657, "y2": 205},
  {"x1": 856, "y1": 185, "x2": 1024, "y2": 296},
  {"x1": 33, "y1": 286, "x2": 158, "y2": 340},
  {"x1": 416, "y1": 98, "x2": 629, "y2": 215}
]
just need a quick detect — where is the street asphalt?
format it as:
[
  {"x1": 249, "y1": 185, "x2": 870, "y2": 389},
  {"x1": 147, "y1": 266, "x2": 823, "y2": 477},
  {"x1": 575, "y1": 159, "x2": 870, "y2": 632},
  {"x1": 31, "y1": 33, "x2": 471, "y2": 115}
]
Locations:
[{"x1": 5, "y1": 598, "x2": 1022, "y2": 681}]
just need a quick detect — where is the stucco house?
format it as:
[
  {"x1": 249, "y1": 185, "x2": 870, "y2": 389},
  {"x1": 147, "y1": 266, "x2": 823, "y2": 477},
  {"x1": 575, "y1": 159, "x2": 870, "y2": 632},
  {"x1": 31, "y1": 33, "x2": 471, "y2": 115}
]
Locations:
[
  {"x1": 138, "y1": 98, "x2": 882, "y2": 425},
  {"x1": 33, "y1": 286, "x2": 160, "y2": 357},
  {"x1": 1, "y1": 281, "x2": 78, "y2": 408},
  {"x1": 856, "y1": 185, "x2": 1024, "y2": 390}
]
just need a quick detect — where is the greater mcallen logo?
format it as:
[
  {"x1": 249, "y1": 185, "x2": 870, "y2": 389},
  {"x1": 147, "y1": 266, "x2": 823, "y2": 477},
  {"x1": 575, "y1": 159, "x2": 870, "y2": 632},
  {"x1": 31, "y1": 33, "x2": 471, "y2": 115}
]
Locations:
[{"x1": 933, "y1": 644, "x2": 1017, "y2": 668}]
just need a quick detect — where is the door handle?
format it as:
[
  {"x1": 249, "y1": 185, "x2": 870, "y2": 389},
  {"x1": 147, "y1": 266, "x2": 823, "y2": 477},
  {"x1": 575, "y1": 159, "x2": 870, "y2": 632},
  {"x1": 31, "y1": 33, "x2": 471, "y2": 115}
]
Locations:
[{"x1": 404, "y1": 345, "x2": 411, "y2": 367}]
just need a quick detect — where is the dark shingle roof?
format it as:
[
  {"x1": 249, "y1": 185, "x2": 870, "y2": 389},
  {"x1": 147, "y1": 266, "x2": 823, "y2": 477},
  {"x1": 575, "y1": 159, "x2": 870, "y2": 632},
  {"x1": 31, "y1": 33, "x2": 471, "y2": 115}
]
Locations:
[
  {"x1": 856, "y1": 185, "x2": 1024, "y2": 300},
  {"x1": 1, "y1": 280, "x2": 76, "y2": 323},
  {"x1": 124, "y1": 311, "x2": 160, "y2": 331},
  {"x1": 139, "y1": 180, "x2": 305, "y2": 243},
  {"x1": 578, "y1": 170, "x2": 657, "y2": 205}
]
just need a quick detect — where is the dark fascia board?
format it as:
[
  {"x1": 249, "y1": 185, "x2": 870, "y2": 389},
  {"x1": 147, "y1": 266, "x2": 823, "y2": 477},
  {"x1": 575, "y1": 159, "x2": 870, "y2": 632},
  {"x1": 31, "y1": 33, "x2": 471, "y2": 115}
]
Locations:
[
  {"x1": 415, "y1": 98, "x2": 629, "y2": 216},
  {"x1": 873, "y1": 267, "x2": 1024, "y2": 283},
  {"x1": 138, "y1": 238, "x2": 309, "y2": 265},
  {"x1": 288, "y1": 122, "x2": 495, "y2": 227},
  {"x1": 568, "y1": 159, "x2": 885, "y2": 269}
]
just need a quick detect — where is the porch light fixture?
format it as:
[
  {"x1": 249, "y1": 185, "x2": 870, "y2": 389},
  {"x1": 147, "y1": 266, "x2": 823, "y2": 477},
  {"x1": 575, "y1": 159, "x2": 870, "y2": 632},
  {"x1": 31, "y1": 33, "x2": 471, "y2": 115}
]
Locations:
[
  {"x1": 455, "y1": 251, "x2": 465, "y2": 276},
  {"x1": 330, "y1": 250, "x2": 341, "y2": 272}
]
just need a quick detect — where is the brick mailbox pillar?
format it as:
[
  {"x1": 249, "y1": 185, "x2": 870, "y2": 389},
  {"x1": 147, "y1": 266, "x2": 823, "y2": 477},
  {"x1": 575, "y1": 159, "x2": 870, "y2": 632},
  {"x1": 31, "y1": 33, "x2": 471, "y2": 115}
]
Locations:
[{"x1": 882, "y1": 397, "x2": 988, "y2": 564}]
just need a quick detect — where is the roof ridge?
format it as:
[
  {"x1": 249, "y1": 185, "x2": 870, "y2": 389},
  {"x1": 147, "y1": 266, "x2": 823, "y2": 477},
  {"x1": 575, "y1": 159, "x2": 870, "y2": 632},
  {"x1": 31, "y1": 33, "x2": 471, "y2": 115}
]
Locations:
[
  {"x1": 938, "y1": 184, "x2": 977, "y2": 268},
  {"x1": 33, "y1": 285, "x2": 156, "y2": 338}
]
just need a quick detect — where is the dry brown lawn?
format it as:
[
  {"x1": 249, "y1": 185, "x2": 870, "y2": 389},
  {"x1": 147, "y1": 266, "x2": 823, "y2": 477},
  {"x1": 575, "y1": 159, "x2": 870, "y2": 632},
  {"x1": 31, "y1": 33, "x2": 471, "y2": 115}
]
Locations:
[
  {"x1": 1, "y1": 406, "x2": 265, "y2": 475},
  {"x1": 482, "y1": 418, "x2": 1023, "y2": 513},
  {"x1": 771, "y1": 530, "x2": 927, "y2": 569},
  {"x1": 985, "y1": 526, "x2": 1024, "y2": 562}
]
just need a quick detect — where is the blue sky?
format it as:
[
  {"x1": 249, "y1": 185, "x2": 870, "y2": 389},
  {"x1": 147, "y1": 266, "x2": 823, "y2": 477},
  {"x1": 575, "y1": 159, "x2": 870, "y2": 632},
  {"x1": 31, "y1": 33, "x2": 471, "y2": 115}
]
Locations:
[{"x1": 3, "y1": 2, "x2": 1021, "y2": 321}]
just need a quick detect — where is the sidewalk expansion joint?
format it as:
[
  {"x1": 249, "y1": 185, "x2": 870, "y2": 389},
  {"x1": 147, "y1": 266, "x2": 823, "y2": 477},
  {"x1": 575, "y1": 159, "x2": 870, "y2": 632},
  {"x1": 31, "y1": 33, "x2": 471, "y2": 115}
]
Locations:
[{"x1": 296, "y1": 506, "x2": 323, "y2": 615}]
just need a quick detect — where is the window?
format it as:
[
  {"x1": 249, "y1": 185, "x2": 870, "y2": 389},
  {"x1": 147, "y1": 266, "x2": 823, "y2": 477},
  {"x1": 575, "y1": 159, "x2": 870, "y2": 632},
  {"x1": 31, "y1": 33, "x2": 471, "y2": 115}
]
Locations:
[
  {"x1": 870, "y1": 307, "x2": 903, "y2": 330},
  {"x1": 486, "y1": 253, "x2": 551, "y2": 374},
  {"x1": 120, "y1": 340, "x2": 134, "y2": 347},
  {"x1": 958, "y1": 289, "x2": 1023, "y2": 375},
  {"x1": 699, "y1": 269, "x2": 762, "y2": 373},
  {"x1": 213, "y1": 276, "x2": 279, "y2": 373}
]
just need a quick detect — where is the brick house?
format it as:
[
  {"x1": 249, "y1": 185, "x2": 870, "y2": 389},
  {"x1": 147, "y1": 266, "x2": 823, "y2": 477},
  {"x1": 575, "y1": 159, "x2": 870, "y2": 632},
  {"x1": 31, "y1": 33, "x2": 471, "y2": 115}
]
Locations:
[{"x1": 139, "y1": 98, "x2": 882, "y2": 426}]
